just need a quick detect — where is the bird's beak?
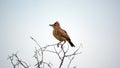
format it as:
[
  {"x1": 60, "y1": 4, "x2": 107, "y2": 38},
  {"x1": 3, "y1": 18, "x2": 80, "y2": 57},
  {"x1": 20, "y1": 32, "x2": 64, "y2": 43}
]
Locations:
[{"x1": 49, "y1": 24, "x2": 53, "y2": 26}]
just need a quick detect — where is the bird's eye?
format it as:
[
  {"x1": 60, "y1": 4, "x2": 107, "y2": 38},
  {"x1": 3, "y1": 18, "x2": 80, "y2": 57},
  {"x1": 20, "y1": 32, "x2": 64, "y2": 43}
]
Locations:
[{"x1": 54, "y1": 23, "x2": 57, "y2": 26}]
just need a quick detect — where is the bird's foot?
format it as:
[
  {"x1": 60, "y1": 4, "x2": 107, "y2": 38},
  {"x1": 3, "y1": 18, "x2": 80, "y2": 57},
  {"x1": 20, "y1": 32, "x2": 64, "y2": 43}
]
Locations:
[
  {"x1": 57, "y1": 43, "x2": 61, "y2": 47},
  {"x1": 61, "y1": 45, "x2": 63, "y2": 49},
  {"x1": 57, "y1": 42, "x2": 62, "y2": 47},
  {"x1": 57, "y1": 43, "x2": 59, "y2": 47}
]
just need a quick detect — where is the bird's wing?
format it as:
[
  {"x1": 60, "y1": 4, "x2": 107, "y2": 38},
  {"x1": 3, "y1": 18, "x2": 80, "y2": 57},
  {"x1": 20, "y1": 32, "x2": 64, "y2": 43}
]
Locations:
[{"x1": 57, "y1": 29, "x2": 70, "y2": 40}]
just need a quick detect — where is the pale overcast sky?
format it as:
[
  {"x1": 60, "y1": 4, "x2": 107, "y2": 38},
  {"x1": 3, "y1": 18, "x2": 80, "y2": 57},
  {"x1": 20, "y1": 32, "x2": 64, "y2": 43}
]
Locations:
[{"x1": 0, "y1": 0, "x2": 120, "y2": 68}]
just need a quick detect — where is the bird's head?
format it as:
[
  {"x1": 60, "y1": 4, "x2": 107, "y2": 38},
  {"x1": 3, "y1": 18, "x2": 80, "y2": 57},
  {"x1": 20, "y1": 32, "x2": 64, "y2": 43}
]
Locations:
[{"x1": 49, "y1": 21, "x2": 61, "y2": 29}]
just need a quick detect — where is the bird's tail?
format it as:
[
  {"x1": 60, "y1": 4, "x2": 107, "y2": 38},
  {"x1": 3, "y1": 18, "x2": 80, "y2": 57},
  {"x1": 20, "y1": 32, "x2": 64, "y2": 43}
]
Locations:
[{"x1": 68, "y1": 40, "x2": 75, "y2": 47}]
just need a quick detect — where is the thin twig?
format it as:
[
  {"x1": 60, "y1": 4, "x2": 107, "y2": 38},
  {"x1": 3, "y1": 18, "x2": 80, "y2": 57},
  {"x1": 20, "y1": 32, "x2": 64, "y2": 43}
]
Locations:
[
  {"x1": 54, "y1": 46, "x2": 62, "y2": 60},
  {"x1": 59, "y1": 48, "x2": 65, "y2": 68},
  {"x1": 67, "y1": 55, "x2": 75, "y2": 68},
  {"x1": 8, "y1": 53, "x2": 29, "y2": 68}
]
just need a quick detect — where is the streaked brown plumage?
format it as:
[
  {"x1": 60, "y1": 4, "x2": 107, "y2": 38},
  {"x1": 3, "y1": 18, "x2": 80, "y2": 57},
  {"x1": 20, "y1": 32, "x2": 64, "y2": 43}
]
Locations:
[{"x1": 49, "y1": 21, "x2": 75, "y2": 47}]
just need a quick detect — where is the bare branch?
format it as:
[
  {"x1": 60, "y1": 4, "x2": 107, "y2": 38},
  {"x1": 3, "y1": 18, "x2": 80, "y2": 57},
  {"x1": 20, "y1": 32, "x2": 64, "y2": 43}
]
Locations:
[
  {"x1": 8, "y1": 36, "x2": 82, "y2": 68},
  {"x1": 65, "y1": 45, "x2": 81, "y2": 57},
  {"x1": 31, "y1": 37, "x2": 82, "y2": 68},
  {"x1": 54, "y1": 46, "x2": 62, "y2": 60},
  {"x1": 30, "y1": 36, "x2": 42, "y2": 49},
  {"x1": 8, "y1": 53, "x2": 29, "y2": 68},
  {"x1": 31, "y1": 37, "x2": 54, "y2": 68},
  {"x1": 67, "y1": 56, "x2": 75, "y2": 68}
]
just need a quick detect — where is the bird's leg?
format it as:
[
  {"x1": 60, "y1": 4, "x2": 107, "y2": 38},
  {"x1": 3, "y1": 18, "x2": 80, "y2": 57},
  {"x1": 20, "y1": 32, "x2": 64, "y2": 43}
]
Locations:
[
  {"x1": 57, "y1": 41, "x2": 62, "y2": 47},
  {"x1": 61, "y1": 41, "x2": 66, "y2": 48}
]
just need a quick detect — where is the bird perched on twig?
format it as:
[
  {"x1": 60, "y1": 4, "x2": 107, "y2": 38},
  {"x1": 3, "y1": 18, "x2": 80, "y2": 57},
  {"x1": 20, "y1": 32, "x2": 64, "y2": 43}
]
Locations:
[{"x1": 49, "y1": 21, "x2": 75, "y2": 47}]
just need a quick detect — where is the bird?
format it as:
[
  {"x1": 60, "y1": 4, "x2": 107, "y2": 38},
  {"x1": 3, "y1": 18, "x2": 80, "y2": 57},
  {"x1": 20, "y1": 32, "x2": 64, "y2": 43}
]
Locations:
[{"x1": 49, "y1": 21, "x2": 75, "y2": 47}]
